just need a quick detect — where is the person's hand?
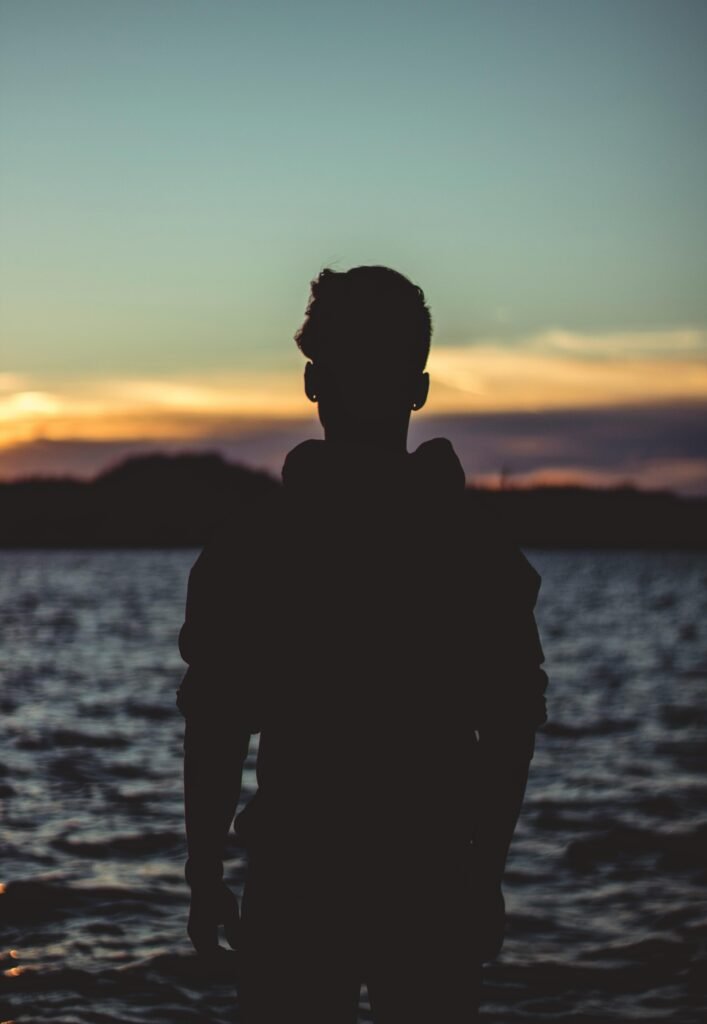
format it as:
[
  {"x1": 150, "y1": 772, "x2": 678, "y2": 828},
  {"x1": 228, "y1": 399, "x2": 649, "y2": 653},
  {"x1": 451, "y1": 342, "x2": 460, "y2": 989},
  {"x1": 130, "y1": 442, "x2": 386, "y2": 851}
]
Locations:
[{"x1": 187, "y1": 881, "x2": 240, "y2": 954}]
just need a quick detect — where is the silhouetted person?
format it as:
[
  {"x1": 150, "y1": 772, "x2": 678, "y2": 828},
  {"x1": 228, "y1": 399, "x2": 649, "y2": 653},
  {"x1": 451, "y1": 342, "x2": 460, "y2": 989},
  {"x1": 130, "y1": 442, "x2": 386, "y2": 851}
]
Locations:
[{"x1": 177, "y1": 266, "x2": 548, "y2": 1022}]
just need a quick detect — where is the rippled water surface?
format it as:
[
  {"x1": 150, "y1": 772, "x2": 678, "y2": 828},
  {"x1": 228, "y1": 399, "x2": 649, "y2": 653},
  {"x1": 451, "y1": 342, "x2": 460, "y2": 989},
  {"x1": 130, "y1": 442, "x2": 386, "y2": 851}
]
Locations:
[{"x1": 1, "y1": 549, "x2": 706, "y2": 1023}]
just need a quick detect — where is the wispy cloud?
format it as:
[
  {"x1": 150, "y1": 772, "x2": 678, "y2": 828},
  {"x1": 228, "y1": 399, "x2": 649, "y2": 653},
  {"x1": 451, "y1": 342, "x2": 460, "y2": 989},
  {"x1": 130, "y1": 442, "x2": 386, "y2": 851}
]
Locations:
[
  {"x1": 428, "y1": 328, "x2": 707, "y2": 411},
  {"x1": 0, "y1": 372, "x2": 308, "y2": 447},
  {"x1": 1, "y1": 328, "x2": 705, "y2": 452},
  {"x1": 522, "y1": 327, "x2": 707, "y2": 358}
]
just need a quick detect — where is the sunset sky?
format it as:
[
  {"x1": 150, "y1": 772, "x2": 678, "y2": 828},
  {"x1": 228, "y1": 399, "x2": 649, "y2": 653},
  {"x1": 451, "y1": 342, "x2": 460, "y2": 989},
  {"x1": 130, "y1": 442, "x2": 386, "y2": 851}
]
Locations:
[{"x1": 1, "y1": 0, "x2": 706, "y2": 491}]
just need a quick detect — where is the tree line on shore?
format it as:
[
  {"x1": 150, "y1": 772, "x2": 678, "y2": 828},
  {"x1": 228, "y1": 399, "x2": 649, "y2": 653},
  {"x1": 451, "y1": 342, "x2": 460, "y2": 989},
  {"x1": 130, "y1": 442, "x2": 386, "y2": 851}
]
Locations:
[{"x1": 0, "y1": 452, "x2": 704, "y2": 548}]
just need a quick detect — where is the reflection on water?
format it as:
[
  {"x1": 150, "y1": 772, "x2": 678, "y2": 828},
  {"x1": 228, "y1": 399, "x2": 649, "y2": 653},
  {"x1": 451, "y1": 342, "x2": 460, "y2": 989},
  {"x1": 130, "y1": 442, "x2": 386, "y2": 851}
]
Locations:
[{"x1": 0, "y1": 549, "x2": 705, "y2": 1022}]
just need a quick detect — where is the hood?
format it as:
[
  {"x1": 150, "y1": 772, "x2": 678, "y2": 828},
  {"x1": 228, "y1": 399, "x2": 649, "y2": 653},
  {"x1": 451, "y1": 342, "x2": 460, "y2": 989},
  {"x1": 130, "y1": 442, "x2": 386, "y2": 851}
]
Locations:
[{"x1": 281, "y1": 437, "x2": 466, "y2": 500}]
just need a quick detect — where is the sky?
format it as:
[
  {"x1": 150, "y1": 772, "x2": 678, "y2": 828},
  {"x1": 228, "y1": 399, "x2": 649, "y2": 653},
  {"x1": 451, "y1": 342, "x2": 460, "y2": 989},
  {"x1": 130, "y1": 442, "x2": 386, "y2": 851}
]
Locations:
[{"x1": 1, "y1": 0, "x2": 706, "y2": 491}]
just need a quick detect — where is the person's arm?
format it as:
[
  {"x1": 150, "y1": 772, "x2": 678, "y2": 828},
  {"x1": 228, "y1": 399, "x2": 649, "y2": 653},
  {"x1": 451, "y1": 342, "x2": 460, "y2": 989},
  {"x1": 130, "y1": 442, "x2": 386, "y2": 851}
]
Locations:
[
  {"x1": 177, "y1": 544, "x2": 251, "y2": 954},
  {"x1": 471, "y1": 604, "x2": 548, "y2": 960},
  {"x1": 471, "y1": 692, "x2": 541, "y2": 884},
  {"x1": 181, "y1": 681, "x2": 250, "y2": 952},
  {"x1": 473, "y1": 602, "x2": 545, "y2": 884}
]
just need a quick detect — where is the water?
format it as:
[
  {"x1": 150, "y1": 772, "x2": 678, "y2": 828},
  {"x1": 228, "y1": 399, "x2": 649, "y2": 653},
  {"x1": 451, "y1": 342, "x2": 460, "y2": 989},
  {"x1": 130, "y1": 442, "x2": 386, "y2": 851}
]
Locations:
[{"x1": 1, "y1": 549, "x2": 706, "y2": 1023}]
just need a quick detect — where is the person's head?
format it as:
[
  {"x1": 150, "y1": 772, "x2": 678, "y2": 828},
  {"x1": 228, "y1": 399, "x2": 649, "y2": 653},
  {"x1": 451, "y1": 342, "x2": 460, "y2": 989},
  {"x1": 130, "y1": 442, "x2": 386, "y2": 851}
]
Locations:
[{"x1": 294, "y1": 266, "x2": 431, "y2": 444}]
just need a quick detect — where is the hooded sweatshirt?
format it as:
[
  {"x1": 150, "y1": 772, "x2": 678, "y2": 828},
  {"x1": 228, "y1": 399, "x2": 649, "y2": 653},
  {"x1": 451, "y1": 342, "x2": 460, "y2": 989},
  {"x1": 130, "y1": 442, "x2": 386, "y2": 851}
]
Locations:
[{"x1": 178, "y1": 437, "x2": 547, "y2": 854}]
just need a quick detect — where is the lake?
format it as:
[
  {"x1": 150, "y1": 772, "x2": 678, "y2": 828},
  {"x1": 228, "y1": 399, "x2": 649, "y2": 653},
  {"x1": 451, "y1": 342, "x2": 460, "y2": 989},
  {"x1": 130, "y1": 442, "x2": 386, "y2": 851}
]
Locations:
[{"x1": 1, "y1": 549, "x2": 706, "y2": 1023}]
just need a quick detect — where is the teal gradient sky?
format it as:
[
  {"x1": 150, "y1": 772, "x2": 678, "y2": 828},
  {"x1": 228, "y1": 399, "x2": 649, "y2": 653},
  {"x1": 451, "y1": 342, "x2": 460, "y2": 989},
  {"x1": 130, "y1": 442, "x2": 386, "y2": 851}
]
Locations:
[{"x1": 1, "y1": 0, "x2": 706, "y2": 489}]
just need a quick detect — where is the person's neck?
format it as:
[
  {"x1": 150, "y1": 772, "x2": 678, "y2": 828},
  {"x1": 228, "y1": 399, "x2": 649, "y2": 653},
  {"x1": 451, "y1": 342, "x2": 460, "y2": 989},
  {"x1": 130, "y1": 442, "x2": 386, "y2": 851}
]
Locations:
[{"x1": 322, "y1": 418, "x2": 410, "y2": 453}]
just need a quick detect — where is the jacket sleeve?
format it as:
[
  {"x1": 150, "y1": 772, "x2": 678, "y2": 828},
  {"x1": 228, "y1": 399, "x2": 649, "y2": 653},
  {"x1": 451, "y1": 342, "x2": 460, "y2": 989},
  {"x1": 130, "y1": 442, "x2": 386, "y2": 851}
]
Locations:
[
  {"x1": 177, "y1": 532, "x2": 263, "y2": 729},
  {"x1": 475, "y1": 543, "x2": 548, "y2": 744},
  {"x1": 471, "y1": 544, "x2": 548, "y2": 884},
  {"x1": 177, "y1": 539, "x2": 230, "y2": 718},
  {"x1": 176, "y1": 535, "x2": 252, "y2": 890}
]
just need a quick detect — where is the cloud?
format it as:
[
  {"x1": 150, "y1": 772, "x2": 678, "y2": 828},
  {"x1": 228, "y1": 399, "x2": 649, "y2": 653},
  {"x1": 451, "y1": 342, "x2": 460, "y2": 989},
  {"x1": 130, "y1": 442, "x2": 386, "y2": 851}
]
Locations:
[
  {"x1": 0, "y1": 371, "x2": 308, "y2": 447},
  {"x1": 1, "y1": 327, "x2": 706, "y2": 492},
  {"x1": 427, "y1": 330, "x2": 707, "y2": 412},
  {"x1": 1, "y1": 401, "x2": 706, "y2": 496},
  {"x1": 409, "y1": 403, "x2": 707, "y2": 494},
  {"x1": 523, "y1": 327, "x2": 707, "y2": 358},
  {"x1": 2, "y1": 326, "x2": 707, "y2": 448}
]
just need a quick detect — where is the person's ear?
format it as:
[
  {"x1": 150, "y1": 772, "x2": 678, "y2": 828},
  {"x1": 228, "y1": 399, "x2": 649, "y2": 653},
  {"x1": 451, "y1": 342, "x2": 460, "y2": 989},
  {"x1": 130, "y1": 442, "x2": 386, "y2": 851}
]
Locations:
[
  {"x1": 411, "y1": 372, "x2": 429, "y2": 412},
  {"x1": 304, "y1": 361, "x2": 319, "y2": 403}
]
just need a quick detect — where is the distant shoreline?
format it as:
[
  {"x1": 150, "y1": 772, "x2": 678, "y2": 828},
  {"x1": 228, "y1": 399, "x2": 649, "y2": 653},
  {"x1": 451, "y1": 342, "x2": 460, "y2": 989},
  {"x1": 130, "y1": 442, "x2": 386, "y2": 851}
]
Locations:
[{"x1": 1, "y1": 453, "x2": 705, "y2": 549}]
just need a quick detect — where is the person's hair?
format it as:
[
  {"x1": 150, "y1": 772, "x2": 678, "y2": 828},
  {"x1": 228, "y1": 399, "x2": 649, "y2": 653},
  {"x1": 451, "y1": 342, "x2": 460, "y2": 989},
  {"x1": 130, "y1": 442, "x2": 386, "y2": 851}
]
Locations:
[{"x1": 294, "y1": 266, "x2": 432, "y2": 375}]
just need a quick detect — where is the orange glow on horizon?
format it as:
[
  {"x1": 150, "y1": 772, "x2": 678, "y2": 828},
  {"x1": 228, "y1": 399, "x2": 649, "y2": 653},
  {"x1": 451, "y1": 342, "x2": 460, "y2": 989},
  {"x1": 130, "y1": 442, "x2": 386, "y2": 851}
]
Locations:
[
  {"x1": 428, "y1": 345, "x2": 707, "y2": 411},
  {"x1": 0, "y1": 373, "x2": 310, "y2": 448},
  {"x1": 470, "y1": 458, "x2": 707, "y2": 494},
  {"x1": 1, "y1": 331, "x2": 706, "y2": 450}
]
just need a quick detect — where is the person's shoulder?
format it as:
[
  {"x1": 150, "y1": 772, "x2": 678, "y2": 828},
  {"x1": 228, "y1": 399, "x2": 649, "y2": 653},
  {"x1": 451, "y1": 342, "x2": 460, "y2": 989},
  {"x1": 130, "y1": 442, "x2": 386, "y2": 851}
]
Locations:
[
  {"x1": 463, "y1": 490, "x2": 541, "y2": 608},
  {"x1": 410, "y1": 437, "x2": 466, "y2": 500},
  {"x1": 191, "y1": 490, "x2": 286, "y2": 577}
]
